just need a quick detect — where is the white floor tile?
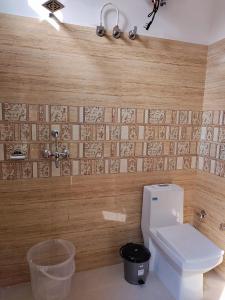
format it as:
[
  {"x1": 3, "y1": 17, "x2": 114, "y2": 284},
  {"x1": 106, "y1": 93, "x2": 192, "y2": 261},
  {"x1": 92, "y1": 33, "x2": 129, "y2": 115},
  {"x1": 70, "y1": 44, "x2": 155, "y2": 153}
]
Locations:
[{"x1": 1, "y1": 264, "x2": 224, "y2": 300}]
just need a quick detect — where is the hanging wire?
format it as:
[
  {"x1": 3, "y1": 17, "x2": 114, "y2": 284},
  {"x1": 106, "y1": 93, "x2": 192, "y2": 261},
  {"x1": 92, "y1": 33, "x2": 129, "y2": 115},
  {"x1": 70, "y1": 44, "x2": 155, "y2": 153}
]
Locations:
[{"x1": 144, "y1": 0, "x2": 160, "y2": 30}]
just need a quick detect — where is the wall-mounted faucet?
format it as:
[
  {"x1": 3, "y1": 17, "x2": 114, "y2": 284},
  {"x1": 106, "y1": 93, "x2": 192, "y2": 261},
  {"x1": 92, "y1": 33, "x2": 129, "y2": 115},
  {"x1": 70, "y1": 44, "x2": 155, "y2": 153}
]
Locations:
[{"x1": 43, "y1": 130, "x2": 69, "y2": 168}]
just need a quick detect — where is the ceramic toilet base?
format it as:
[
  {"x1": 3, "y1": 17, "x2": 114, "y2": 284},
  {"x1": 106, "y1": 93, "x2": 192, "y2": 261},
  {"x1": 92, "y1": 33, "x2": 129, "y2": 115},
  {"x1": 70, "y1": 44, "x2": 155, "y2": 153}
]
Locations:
[{"x1": 150, "y1": 241, "x2": 203, "y2": 300}]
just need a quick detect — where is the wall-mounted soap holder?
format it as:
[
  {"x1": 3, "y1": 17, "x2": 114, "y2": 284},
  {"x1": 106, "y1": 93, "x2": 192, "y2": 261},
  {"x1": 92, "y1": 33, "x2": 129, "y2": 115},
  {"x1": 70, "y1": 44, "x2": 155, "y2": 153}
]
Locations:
[
  {"x1": 43, "y1": 130, "x2": 70, "y2": 168},
  {"x1": 10, "y1": 150, "x2": 26, "y2": 160}
]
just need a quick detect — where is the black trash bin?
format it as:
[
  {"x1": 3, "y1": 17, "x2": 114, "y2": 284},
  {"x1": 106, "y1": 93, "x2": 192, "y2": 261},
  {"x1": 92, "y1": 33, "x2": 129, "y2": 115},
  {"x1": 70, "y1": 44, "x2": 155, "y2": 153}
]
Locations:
[{"x1": 120, "y1": 243, "x2": 151, "y2": 285}]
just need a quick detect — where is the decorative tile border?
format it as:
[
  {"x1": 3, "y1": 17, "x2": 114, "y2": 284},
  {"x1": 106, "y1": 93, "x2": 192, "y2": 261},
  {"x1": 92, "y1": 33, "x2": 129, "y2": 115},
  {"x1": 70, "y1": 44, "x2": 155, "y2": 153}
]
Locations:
[{"x1": 0, "y1": 102, "x2": 224, "y2": 179}]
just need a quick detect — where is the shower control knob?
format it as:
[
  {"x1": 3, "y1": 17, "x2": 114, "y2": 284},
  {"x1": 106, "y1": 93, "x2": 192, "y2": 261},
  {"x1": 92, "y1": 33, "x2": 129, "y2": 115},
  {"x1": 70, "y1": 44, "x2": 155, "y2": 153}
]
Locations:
[
  {"x1": 96, "y1": 25, "x2": 105, "y2": 37},
  {"x1": 129, "y1": 26, "x2": 137, "y2": 40},
  {"x1": 43, "y1": 149, "x2": 51, "y2": 158},
  {"x1": 112, "y1": 25, "x2": 121, "y2": 39}
]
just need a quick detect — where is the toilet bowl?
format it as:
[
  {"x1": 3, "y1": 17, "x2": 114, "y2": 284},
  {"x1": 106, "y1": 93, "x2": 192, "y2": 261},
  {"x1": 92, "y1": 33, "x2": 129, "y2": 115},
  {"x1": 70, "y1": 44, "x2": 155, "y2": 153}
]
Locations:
[{"x1": 141, "y1": 184, "x2": 224, "y2": 300}]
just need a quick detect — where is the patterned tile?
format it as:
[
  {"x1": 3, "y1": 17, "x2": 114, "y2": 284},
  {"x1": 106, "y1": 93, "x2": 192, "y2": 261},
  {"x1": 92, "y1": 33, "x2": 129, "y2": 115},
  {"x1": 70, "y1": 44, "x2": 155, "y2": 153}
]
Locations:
[
  {"x1": 121, "y1": 108, "x2": 136, "y2": 124},
  {"x1": 20, "y1": 124, "x2": 31, "y2": 141},
  {"x1": 169, "y1": 126, "x2": 179, "y2": 140},
  {"x1": 192, "y1": 111, "x2": 202, "y2": 125},
  {"x1": 61, "y1": 160, "x2": 71, "y2": 176},
  {"x1": 206, "y1": 127, "x2": 214, "y2": 141},
  {"x1": 167, "y1": 157, "x2": 177, "y2": 170},
  {"x1": 158, "y1": 126, "x2": 166, "y2": 140},
  {"x1": 81, "y1": 125, "x2": 94, "y2": 141},
  {"x1": 38, "y1": 161, "x2": 51, "y2": 178},
  {"x1": 128, "y1": 125, "x2": 138, "y2": 140},
  {"x1": 21, "y1": 162, "x2": 33, "y2": 179},
  {"x1": 110, "y1": 126, "x2": 121, "y2": 140},
  {"x1": 179, "y1": 111, "x2": 189, "y2": 124},
  {"x1": 203, "y1": 158, "x2": 210, "y2": 173},
  {"x1": 120, "y1": 142, "x2": 135, "y2": 157},
  {"x1": 219, "y1": 127, "x2": 225, "y2": 143},
  {"x1": 1, "y1": 162, "x2": 20, "y2": 180},
  {"x1": 199, "y1": 142, "x2": 210, "y2": 156},
  {"x1": 96, "y1": 125, "x2": 105, "y2": 141},
  {"x1": 171, "y1": 111, "x2": 178, "y2": 124},
  {"x1": 183, "y1": 157, "x2": 191, "y2": 169},
  {"x1": 177, "y1": 142, "x2": 189, "y2": 155},
  {"x1": 80, "y1": 160, "x2": 92, "y2": 175},
  {"x1": 51, "y1": 105, "x2": 68, "y2": 122},
  {"x1": 127, "y1": 158, "x2": 137, "y2": 173},
  {"x1": 84, "y1": 143, "x2": 103, "y2": 158},
  {"x1": 94, "y1": 160, "x2": 105, "y2": 175},
  {"x1": 84, "y1": 107, "x2": 104, "y2": 123},
  {"x1": 149, "y1": 110, "x2": 166, "y2": 124},
  {"x1": 146, "y1": 142, "x2": 163, "y2": 156},
  {"x1": 61, "y1": 124, "x2": 72, "y2": 140},
  {"x1": 143, "y1": 158, "x2": 154, "y2": 172},
  {"x1": 215, "y1": 160, "x2": 225, "y2": 177},
  {"x1": 110, "y1": 159, "x2": 120, "y2": 174},
  {"x1": 154, "y1": 157, "x2": 164, "y2": 171},
  {"x1": 219, "y1": 144, "x2": 225, "y2": 160},
  {"x1": 202, "y1": 111, "x2": 213, "y2": 125},
  {"x1": 192, "y1": 127, "x2": 201, "y2": 141},
  {"x1": 3, "y1": 103, "x2": 27, "y2": 121},
  {"x1": 180, "y1": 127, "x2": 192, "y2": 140},
  {"x1": 37, "y1": 125, "x2": 50, "y2": 141},
  {"x1": 111, "y1": 142, "x2": 118, "y2": 157},
  {"x1": 0, "y1": 124, "x2": 14, "y2": 141},
  {"x1": 169, "y1": 142, "x2": 177, "y2": 155},
  {"x1": 145, "y1": 126, "x2": 156, "y2": 141}
]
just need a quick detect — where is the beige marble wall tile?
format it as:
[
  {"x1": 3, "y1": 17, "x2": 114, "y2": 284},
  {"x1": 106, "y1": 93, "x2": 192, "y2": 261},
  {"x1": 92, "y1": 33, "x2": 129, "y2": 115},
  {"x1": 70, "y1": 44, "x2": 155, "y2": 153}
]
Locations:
[
  {"x1": 69, "y1": 106, "x2": 79, "y2": 122},
  {"x1": 0, "y1": 124, "x2": 14, "y2": 141},
  {"x1": 29, "y1": 104, "x2": 39, "y2": 121},
  {"x1": 3, "y1": 103, "x2": 27, "y2": 121}
]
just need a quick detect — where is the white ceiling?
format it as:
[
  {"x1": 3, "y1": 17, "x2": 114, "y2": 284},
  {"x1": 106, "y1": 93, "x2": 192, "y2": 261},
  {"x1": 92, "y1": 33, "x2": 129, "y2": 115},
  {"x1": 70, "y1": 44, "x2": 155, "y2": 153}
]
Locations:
[{"x1": 0, "y1": 0, "x2": 224, "y2": 45}]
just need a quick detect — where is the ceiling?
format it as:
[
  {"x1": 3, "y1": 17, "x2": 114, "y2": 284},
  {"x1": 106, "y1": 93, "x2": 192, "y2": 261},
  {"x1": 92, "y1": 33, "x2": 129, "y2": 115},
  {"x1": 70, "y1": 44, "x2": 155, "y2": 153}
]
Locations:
[{"x1": 0, "y1": 0, "x2": 224, "y2": 45}]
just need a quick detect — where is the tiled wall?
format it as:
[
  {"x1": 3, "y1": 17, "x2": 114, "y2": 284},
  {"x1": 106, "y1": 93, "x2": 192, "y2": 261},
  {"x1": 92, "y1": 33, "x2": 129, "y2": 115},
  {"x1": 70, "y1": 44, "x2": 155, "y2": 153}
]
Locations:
[
  {"x1": 198, "y1": 110, "x2": 225, "y2": 176},
  {"x1": 0, "y1": 102, "x2": 202, "y2": 179}
]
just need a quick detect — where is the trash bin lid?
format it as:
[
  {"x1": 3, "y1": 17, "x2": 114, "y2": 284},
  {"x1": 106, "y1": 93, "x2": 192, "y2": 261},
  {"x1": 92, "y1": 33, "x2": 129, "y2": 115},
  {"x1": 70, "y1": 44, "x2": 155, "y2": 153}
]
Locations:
[{"x1": 120, "y1": 243, "x2": 151, "y2": 263}]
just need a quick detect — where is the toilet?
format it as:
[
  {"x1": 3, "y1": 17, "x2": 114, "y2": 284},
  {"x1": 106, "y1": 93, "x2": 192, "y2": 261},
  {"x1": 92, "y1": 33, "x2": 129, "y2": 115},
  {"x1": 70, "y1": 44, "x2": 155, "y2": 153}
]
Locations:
[{"x1": 141, "y1": 184, "x2": 224, "y2": 300}]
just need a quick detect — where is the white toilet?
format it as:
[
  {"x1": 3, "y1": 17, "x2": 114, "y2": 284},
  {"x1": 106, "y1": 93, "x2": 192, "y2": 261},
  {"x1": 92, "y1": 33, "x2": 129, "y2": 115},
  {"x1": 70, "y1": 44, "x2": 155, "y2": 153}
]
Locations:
[{"x1": 141, "y1": 184, "x2": 224, "y2": 300}]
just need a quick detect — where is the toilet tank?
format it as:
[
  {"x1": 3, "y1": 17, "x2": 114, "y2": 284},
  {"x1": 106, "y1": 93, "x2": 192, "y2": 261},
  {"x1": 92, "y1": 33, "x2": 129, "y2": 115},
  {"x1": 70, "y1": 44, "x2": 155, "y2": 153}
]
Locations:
[{"x1": 141, "y1": 184, "x2": 184, "y2": 236}]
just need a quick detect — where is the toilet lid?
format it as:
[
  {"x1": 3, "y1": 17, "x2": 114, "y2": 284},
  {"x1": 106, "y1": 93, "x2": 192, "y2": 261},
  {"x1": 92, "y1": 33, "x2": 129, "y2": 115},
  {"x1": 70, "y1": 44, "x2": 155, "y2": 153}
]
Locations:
[{"x1": 156, "y1": 224, "x2": 223, "y2": 263}]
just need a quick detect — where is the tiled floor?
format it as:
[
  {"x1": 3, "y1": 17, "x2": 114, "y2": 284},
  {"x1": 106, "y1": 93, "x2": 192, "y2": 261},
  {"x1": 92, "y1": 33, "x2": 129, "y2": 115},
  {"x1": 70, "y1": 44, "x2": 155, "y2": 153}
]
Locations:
[{"x1": 1, "y1": 264, "x2": 225, "y2": 300}]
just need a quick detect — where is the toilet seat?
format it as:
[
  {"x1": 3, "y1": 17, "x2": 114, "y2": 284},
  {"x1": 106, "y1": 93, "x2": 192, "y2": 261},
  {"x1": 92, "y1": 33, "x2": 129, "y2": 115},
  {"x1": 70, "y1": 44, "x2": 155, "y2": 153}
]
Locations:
[{"x1": 150, "y1": 224, "x2": 224, "y2": 272}]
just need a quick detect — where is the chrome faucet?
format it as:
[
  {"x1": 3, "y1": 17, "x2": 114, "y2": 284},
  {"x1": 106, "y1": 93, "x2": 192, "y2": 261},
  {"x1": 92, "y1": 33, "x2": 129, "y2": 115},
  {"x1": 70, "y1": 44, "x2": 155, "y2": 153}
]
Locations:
[{"x1": 43, "y1": 130, "x2": 69, "y2": 168}]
